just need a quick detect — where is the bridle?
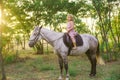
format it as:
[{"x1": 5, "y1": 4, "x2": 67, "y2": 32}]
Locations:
[{"x1": 29, "y1": 26, "x2": 42, "y2": 42}]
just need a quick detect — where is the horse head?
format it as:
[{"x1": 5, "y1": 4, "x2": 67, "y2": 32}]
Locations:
[{"x1": 28, "y1": 26, "x2": 42, "y2": 47}]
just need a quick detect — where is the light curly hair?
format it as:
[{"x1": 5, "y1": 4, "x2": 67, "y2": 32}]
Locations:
[{"x1": 67, "y1": 14, "x2": 74, "y2": 21}]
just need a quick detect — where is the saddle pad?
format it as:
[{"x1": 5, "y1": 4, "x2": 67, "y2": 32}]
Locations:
[
  {"x1": 63, "y1": 33, "x2": 83, "y2": 55},
  {"x1": 63, "y1": 33, "x2": 83, "y2": 48}
]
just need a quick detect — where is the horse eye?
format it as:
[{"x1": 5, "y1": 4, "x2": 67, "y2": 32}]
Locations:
[{"x1": 34, "y1": 33, "x2": 37, "y2": 35}]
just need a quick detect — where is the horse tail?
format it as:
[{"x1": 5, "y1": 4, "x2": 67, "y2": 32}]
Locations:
[{"x1": 96, "y1": 41, "x2": 105, "y2": 65}]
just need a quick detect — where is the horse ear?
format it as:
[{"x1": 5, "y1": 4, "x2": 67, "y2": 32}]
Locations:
[{"x1": 40, "y1": 25, "x2": 43, "y2": 29}]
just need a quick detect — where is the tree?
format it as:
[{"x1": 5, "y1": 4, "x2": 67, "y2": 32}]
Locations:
[
  {"x1": 2, "y1": 0, "x2": 100, "y2": 54},
  {"x1": 3, "y1": 0, "x2": 119, "y2": 60},
  {"x1": 92, "y1": 0, "x2": 120, "y2": 60},
  {"x1": 0, "y1": 0, "x2": 7, "y2": 80}
]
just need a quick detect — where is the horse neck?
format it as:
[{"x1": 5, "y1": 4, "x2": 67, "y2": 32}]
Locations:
[{"x1": 41, "y1": 28, "x2": 63, "y2": 46}]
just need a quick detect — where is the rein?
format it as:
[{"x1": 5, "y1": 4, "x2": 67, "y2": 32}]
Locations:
[
  {"x1": 37, "y1": 27, "x2": 63, "y2": 44},
  {"x1": 41, "y1": 33, "x2": 62, "y2": 43}
]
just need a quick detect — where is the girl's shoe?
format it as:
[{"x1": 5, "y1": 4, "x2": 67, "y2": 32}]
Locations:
[{"x1": 72, "y1": 47, "x2": 77, "y2": 49}]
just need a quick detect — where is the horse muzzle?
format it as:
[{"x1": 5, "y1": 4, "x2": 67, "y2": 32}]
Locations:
[{"x1": 28, "y1": 41, "x2": 34, "y2": 47}]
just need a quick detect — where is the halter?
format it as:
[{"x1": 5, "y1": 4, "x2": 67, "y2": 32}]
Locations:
[{"x1": 29, "y1": 26, "x2": 42, "y2": 42}]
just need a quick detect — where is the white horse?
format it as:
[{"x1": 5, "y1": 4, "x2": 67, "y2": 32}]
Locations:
[{"x1": 28, "y1": 26, "x2": 105, "y2": 80}]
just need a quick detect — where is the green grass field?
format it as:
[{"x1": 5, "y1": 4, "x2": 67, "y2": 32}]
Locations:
[{"x1": 2, "y1": 51, "x2": 120, "y2": 80}]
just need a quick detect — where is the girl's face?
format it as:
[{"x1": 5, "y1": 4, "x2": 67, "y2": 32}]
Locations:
[{"x1": 67, "y1": 16, "x2": 72, "y2": 21}]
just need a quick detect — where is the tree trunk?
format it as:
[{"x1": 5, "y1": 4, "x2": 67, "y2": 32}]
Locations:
[
  {"x1": 0, "y1": 0, "x2": 7, "y2": 79},
  {"x1": 92, "y1": 0, "x2": 109, "y2": 52},
  {"x1": 108, "y1": 2, "x2": 118, "y2": 60},
  {"x1": 23, "y1": 35, "x2": 26, "y2": 49},
  {"x1": 35, "y1": 41, "x2": 44, "y2": 54},
  {"x1": 92, "y1": 0, "x2": 111, "y2": 60},
  {"x1": 0, "y1": 49, "x2": 6, "y2": 80}
]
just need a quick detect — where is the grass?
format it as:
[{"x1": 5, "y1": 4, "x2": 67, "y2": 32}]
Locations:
[
  {"x1": 4, "y1": 53, "x2": 16, "y2": 64},
  {"x1": 2, "y1": 51, "x2": 120, "y2": 80},
  {"x1": 105, "y1": 70, "x2": 120, "y2": 80}
]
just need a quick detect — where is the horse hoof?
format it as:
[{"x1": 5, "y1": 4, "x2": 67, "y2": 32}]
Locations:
[
  {"x1": 66, "y1": 77, "x2": 69, "y2": 80},
  {"x1": 58, "y1": 76, "x2": 62, "y2": 80},
  {"x1": 89, "y1": 73, "x2": 96, "y2": 77},
  {"x1": 58, "y1": 78, "x2": 62, "y2": 80}
]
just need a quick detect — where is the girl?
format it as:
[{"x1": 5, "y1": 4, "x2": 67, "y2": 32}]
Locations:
[{"x1": 66, "y1": 14, "x2": 77, "y2": 49}]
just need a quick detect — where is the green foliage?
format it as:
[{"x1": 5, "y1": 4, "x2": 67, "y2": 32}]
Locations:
[
  {"x1": 118, "y1": 43, "x2": 120, "y2": 49},
  {"x1": 4, "y1": 53, "x2": 16, "y2": 64},
  {"x1": 92, "y1": 0, "x2": 120, "y2": 61},
  {"x1": 0, "y1": 35, "x2": 11, "y2": 48},
  {"x1": 1, "y1": 0, "x2": 120, "y2": 61},
  {"x1": 102, "y1": 53, "x2": 109, "y2": 61},
  {"x1": 15, "y1": 35, "x2": 22, "y2": 45}
]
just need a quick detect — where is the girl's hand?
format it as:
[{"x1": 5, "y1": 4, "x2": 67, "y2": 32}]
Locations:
[{"x1": 67, "y1": 29, "x2": 70, "y2": 33}]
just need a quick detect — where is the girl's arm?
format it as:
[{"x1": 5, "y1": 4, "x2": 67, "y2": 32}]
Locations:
[{"x1": 67, "y1": 21, "x2": 74, "y2": 32}]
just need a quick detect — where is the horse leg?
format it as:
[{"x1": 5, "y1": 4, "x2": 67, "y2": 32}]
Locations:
[
  {"x1": 86, "y1": 50, "x2": 97, "y2": 77},
  {"x1": 90, "y1": 53, "x2": 97, "y2": 77},
  {"x1": 58, "y1": 57, "x2": 63, "y2": 80},
  {"x1": 62, "y1": 55, "x2": 69, "y2": 80}
]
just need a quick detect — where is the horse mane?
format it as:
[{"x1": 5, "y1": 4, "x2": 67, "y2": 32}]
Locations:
[
  {"x1": 42, "y1": 28, "x2": 62, "y2": 34},
  {"x1": 41, "y1": 28, "x2": 64, "y2": 40}
]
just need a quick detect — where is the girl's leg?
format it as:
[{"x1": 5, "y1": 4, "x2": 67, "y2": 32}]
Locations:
[{"x1": 71, "y1": 37, "x2": 77, "y2": 49}]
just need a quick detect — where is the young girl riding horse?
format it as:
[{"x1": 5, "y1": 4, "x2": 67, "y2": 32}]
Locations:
[{"x1": 66, "y1": 14, "x2": 77, "y2": 49}]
